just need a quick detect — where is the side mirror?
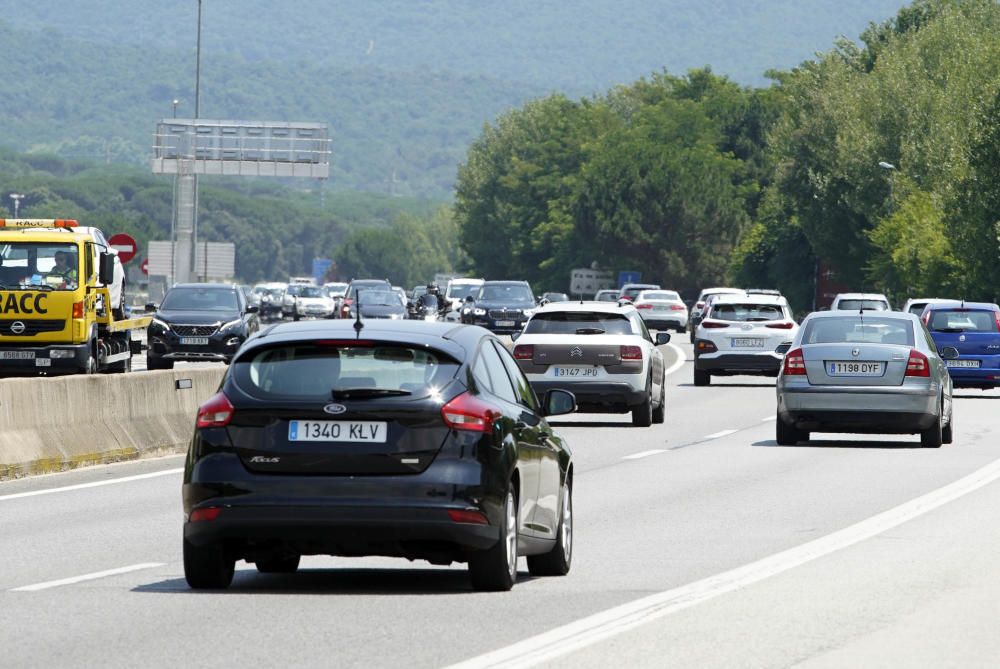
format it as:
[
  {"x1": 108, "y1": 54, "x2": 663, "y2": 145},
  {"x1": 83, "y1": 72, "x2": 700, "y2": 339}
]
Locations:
[
  {"x1": 939, "y1": 346, "x2": 960, "y2": 360},
  {"x1": 464, "y1": 295, "x2": 475, "y2": 303},
  {"x1": 543, "y1": 389, "x2": 577, "y2": 417},
  {"x1": 655, "y1": 332, "x2": 672, "y2": 345},
  {"x1": 145, "y1": 302, "x2": 157, "y2": 312},
  {"x1": 246, "y1": 305, "x2": 259, "y2": 314},
  {"x1": 98, "y1": 253, "x2": 115, "y2": 286}
]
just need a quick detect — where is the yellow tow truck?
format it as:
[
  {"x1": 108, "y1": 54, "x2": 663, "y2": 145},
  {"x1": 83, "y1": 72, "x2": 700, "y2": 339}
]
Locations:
[{"x1": 0, "y1": 219, "x2": 150, "y2": 375}]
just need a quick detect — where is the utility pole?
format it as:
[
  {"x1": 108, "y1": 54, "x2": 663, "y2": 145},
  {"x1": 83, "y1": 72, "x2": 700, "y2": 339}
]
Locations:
[{"x1": 8, "y1": 193, "x2": 25, "y2": 217}]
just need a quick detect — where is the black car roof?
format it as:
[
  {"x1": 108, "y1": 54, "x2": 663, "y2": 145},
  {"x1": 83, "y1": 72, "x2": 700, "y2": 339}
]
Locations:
[
  {"x1": 238, "y1": 320, "x2": 491, "y2": 361},
  {"x1": 170, "y1": 283, "x2": 236, "y2": 290}
]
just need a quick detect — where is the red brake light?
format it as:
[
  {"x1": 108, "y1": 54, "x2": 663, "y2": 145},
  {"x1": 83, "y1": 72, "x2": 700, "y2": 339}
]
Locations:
[
  {"x1": 190, "y1": 507, "x2": 221, "y2": 522},
  {"x1": 905, "y1": 349, "x2": 930, "y2": 377},
  {"x1": 783, "y1": 348, "x2": 806, "y2": 375},
  {"x1": 447, "y1": 509, "x2": 489, "y2": 525},
  {"x1": 635, "y1": 303, "x2": 653, "y2": 310},
  {"x1": 620, "y1": 345, "x2": 642, "y2": 361},
  {"x1": 343, "y1": 298, "x2": 354, "y2": 305},
  {"x1": 513, "y1": 344, "x2": 534, "y2": 360},
  {"x1": 669, "y1": 305, "x2": 686, "y2": 311},
  {"x1": 695, "y1": 301, "x2": 705, "y2": 309},
  {"x1": 766, "y1": 322, "x2": 795, "y2": 329},
  {"x1": 701, "y1": 321, "x2": 729, "y2": 328},
  {"x1": 196, "y1": 392, "x2": 234, "y2": 428},
  {"x1": 441, "y1": 392, "x2": 500, "y2": 432}
]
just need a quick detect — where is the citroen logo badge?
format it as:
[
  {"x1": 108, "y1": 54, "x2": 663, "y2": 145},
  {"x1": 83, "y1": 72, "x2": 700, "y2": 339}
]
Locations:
[
  {"x1": 569, "y1": 346, "x2": 583, "y2": 358},
  {"x1": 851, "y1": 348, "x2": 860, "y2": 357},
  {"x1": 10, "y1": 321, "x2": 25, "y2": 335}
]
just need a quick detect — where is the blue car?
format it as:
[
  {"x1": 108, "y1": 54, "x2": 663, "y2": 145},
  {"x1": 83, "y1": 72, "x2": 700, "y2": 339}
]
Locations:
[{"x1": 923, "y1": 301, "x2": 1000, "y2": 389}]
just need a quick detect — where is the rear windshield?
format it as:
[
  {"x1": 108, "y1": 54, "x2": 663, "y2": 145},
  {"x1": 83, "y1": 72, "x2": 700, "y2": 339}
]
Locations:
[
  {"x1": 595, "y1": 291, "x2": 618, "y2": 302},
  {"x1": 802, "y1": 317, "x2": 915, "y2": 346},
  {"x1": 234, "y1": 343, "x2": 459, "y2": 399},
  {"x1": 710, "y1": 303, "x2": 784, "y2": 322},
  {"x1": 836, "y1": 299, "x2": 889, "y2": 311},
  {"x1": 640, "y1": 291, "x2": 680, "y2": 301},
  {"x1": 928, "y1": 309, "x2": 998, "y2": 333},
  {"x1": 298, "y1": 286, "x2": 324, "y2": 298},
  {"x1": 907, "y1": 304, "x2": 927, "y2": 315},
  {"x1": 525, "y1": 311, "x2": 633, "y2": 335}
]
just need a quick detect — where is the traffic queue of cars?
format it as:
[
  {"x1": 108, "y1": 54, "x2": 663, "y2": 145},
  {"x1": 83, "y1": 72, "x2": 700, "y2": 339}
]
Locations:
[{"x1": 176, "y1": 273, "x2": 990, "y2": 592}]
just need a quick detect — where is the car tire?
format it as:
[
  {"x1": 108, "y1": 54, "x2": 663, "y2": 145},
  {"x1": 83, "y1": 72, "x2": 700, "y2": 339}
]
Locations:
[
  {"x1": 632, "y1": 382, "x2": 654, "y2": 427},
  {"x1": 942, "y1": 406, "x2": 954, "y2": 445},
  {"x1": 184, "y1": 538, "x2": 235, "y2": 590},
  {"x1": 147, "y1": 356, "x2": 174, "y2": 371},
  {"x1": 469, "y1": 487, "x2": 518, "y2": 592},
  {"x1": 921, "y1": 406, "x2": 944, "y2": 448},
  {"x1": 776, "y1": 417, "x2": 805, "y2": 446},
  {"x1": 651, "y1": 378, "x2": 666, "y2": 424},
  {"x1": 527, "y1": 481, "x2": 572, "y2": 577},
  {"x1": 255, "y1": 555, "x2": 300, "y2": 574},
  {"x1": 693, "y1": 368, "x2": 710, "y2": 387},
  {"x1": 80, "y1": 345, "x2": 98, "y2": 375}
]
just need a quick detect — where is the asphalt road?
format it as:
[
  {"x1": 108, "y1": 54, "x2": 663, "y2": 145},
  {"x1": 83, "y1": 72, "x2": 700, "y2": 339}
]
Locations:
[{"x1": 3, "y1": 339, "x2": 1000, "y2": 668}]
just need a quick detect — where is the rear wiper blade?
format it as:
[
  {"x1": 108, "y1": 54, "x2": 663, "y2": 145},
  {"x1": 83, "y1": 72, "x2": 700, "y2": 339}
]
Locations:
[
  {"x1": 331, "y1": 388, "x2": 412, "y2": 399},
  {"x1": 933, "y1": 327, "x2": 966, "y2": 333},
  {"x1": 575, "y1": 327, "x2": 606, "y2": 334}
]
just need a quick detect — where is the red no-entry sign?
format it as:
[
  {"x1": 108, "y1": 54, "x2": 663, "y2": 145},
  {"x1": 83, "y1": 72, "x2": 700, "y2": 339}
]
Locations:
[
  {"x1": 140, "y1": 258, "x2": 149, "y2": 276},
  {"x1": 108, "y1": 233, "x2": 138, "y2": 264}
]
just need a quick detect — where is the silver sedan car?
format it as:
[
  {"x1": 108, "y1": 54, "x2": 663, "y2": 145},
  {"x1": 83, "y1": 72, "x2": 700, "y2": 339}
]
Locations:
[{"x1": 776, "y1": 311, "x2": 953, "y2": 447}]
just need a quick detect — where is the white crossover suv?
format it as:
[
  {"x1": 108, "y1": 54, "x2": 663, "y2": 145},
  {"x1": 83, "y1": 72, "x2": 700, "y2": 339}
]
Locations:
[
  {"x1": 512, "y1": 302, "x2": 670, "y2": 426},
  {"x1": 693, "y1": 293, "x2": 798, "y2": 386}
]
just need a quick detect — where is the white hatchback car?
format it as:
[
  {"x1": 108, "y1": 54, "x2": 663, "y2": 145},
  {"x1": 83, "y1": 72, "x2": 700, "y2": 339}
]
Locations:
[
  {"x1": 693, "y1": 293, "x2": 798, "y2": 386},
  {"x1": 512, "y1": 302, "x2": 670, "y2": 426},
  {"x1": 830, "y1": 293, "x2": 892, "y2": 312}
]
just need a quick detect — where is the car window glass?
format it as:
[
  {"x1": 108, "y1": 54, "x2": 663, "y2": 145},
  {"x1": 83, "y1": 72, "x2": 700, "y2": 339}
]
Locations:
[
  {"x1": 525, "y1": 311, "x2": 632, "y2": 335},
  {"x1": 836, "y1": 299, "x2": 889, "y2": 311},
  {"x1": 161, "y1": 288, "x2": 238, "y2": 311},
  {"x1": 479, "y1": 341, "x2": 518, "y2": 404},
  {"x1": 494, "y1": 341, "x2": 539, "y2": 411},
  {"x1": 802, "y1": 317, "x2": 915, "y2": 346},
  {"x1": 711, "y1": 303, "x2": 784, "y2": 322},
  {"x1": 479, "y1": 284, "x2": 534, "y2": 303},
  {"x1": 928, "y1": 309, "x2": 998, "y2": 333},
  {"x1": 472, "y1": 353, "x2": 493, "y2": 394}
]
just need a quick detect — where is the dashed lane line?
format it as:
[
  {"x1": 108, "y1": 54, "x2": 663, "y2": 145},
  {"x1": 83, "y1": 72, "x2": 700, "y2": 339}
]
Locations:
[
  {"x1": 11, "y1": 563, "x2": 165, "y2": 592},
  {"x1": 622, "y1": 449, "x2": 667, "y2": 461},
  {"x1": 0, "y1": 468, "x2": 184, "y2": 503},
  {"x1": 703, "y1": 429, "x2": 738, "y2": 440}
]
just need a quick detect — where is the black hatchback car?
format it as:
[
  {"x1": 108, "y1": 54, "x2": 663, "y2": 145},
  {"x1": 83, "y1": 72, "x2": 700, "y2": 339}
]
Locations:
[
  {"x1": 183, "y1": 320, "x2": 576, "y2": 591},
  {"x1": 146, "y1": 283, "x2": 259, "y2": 370},
  {"x1": 462, "y1": 280, "x2": 537, "y2": 334}
]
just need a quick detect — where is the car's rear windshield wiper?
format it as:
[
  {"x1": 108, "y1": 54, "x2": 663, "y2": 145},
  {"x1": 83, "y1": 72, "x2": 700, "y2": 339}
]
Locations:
[
  {"x1": 933, "y1": 327, "x2": 967, "y2": 333},
  {"x1": 331, "y1": 388, "x2": 412, "y2": 399},
  {"x1": 575, "y1": 327, "x2": 606, "y2": 334}
]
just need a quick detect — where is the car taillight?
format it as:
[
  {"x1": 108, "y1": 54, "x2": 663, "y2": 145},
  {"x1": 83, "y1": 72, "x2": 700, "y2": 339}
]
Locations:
[
  {"x1": 447, "y1": 509, "x2": 489, "y2": 525},
  {"x1": 905, "y1": 349, "x2": 930, "y2": 377},
  {"x1": 766, "y1": 322, "x2": 795, "y2": 329},
  {"x1": 669, "y1": 305, "x2": 686, "y2": 311},
  {"x1": 701, "y1": 321, "x2": 729, "y2": 328},
  {"x1": 783, "y1": 348, "x2": 806, "y2": 375},
  {"x1": 190, "y1": 507, "x2": 221, "y2": 522},
  {"x1": 695, "y1": 301, "x2": 705, "y2": 309},
  {"x1": 620, "y1": 345, "x2": 642, "y2": 361},
  {"x1": 441, "y1": 392, "x2": 500, "y2": 432},
  {"x1": 696, "y1": 340, "x2": 717, "y2": 353},
  {"x1": 513, "y1": 344, "x2": 534, "y2": 360},
  {"x1": 635, "y1": 303, "x2": 653, "y2": 310},
  {"x1": 196, "y1": 392, "x2": 234, "y2": 428}
]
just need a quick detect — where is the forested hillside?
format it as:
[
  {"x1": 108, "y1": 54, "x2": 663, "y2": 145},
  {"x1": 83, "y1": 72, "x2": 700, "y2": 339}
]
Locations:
[
  {"x1": 0, "y1": 149, "x2": 462, "y2": 284},
  {"x1": 3, "y1": 0, "x2": 905, "y2": 89},
  {"x1": 0, "y1": 21, "x2": 539, "y2": 199},
  {"x1": 454, "y1": 0, "x2": 1000, "y2": 309}
]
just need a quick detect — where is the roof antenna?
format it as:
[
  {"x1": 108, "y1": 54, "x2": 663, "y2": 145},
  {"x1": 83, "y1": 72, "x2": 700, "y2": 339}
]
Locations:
[{"x1": 354, "y1": 289, "x2": 364, "y2": 337}]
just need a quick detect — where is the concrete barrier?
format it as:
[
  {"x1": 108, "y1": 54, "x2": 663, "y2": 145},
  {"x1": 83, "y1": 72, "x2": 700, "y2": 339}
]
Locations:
[{"x1": 0, "y1": 368, "x2": 225, "y2": 480}]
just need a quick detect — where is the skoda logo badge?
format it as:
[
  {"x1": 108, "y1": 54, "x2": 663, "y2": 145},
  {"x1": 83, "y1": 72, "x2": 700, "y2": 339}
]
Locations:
[
  {"x1": 569, "y1": 346, "x2": 583, "y2": 358},
  {"x1": 851, "y1": 348, "x2": 860, "y2": 357},
  {"x1": 323, "y1": 403, "x2": 348, "y2": 415},
  {"x1": 10, "y1": 321, "x2": 25, "y2": 335}
]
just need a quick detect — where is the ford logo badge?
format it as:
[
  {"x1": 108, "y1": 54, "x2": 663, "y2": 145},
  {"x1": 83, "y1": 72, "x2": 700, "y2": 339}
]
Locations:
[{"x1": 323, "y1": 403, "x2": 348, "y2": 415}]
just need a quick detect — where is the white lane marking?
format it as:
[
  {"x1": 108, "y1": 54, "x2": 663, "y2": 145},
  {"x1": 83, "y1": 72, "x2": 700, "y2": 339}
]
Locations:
[
  {"x1": 0, "y1": 468, "x2": 184, "y2": 503},
  {"x1": 761, "y1": 415, "x2": 777, "y2": 422},
  {"x1": 11, "y1": 563, "x2": 164, "y2": 592},
  {"x1": 622, "y1": 449, "x2": 667, "y2": 461},
  {"x1": 703, "y1": 429, "x2": 737, "y2": 440},
  {"x1": 663, "y1": 342, "x2": 686, "y2": 377},
  {"x1": 446, "y1": 456, "x2": 1000, "y2": 669}
]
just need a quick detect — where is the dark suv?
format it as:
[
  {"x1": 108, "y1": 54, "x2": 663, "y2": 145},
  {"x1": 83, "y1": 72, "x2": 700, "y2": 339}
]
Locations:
[
  {"x1": 146, "y1": 283, "x2": 259, "y2": 369},
  {"x1": 462, "y1": 281, "x2": 537, "y2": 334}
]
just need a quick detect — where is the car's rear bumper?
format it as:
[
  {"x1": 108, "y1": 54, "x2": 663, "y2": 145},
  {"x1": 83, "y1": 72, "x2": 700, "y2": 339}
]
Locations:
[
  {"x1": 528, "y1": 379, "x2": 646, "y2": 412},
  {"x1": 778, "y1": 386, "x2": 939, "y2": 433},
  {"x1": 0, "y1": 343, "x2": 90, "y2": 375},
  {"x1": 696, "y1": 352, "x2": 783, "y2": 375},
  {"x1": 945, "y1": 366, "x2": 1000, "y2": 388}
]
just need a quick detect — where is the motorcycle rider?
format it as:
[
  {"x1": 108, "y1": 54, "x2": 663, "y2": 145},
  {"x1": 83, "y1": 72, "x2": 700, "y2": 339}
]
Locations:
[{"x1": 417, "y1": 283, "x2": 446, "y2": 318}]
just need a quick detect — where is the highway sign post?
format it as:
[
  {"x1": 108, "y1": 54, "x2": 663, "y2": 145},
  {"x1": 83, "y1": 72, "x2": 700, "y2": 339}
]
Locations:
[{"x1": 570, "y1": 268, "x2": 615, "y2": 297}]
